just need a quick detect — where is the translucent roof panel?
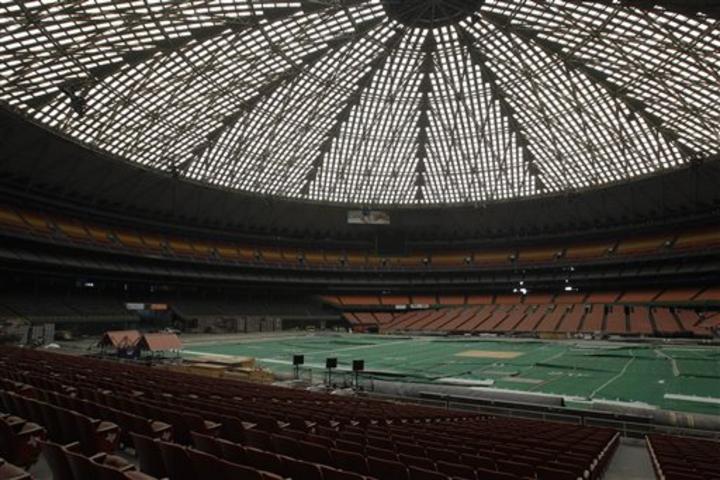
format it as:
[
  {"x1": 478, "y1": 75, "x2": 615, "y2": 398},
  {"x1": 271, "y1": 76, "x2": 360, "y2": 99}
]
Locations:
[{"x1": 0, "y1": 0, "x2": 718, "y2": 206}]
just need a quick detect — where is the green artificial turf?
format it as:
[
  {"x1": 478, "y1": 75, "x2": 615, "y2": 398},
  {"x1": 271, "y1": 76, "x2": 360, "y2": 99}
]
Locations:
[{"x1": 184, "y1": 334, "x2": 720, "y2": 416}]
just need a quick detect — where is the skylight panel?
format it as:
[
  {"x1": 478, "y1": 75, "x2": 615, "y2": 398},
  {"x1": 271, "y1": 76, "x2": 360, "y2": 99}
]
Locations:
[{"x1": 0, "y1": 0, "x2": 716, "y2": 205}]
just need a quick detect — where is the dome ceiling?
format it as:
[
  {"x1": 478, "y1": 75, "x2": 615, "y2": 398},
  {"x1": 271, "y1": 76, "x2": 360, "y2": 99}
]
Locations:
[{"x1": 0, "y1": 0, "x2": 718, "y2": 206}]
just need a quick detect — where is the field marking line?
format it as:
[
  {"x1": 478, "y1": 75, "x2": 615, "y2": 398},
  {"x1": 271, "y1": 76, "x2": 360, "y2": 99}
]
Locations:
[
  {"x1": 276, "y1": 338, "x2": 421, "y2": 357},
  {"x1": 589, "y1": 354, "x2": 635, "y2": 399},
  {"x1": 183, "y1": 350, "x2": 237, "y2": 358},
  {"x1": 656, "y1": 349, "x2": 680, "y2": 377},
  {"x1": 186, "y1": 338, "x2": 420, "y2": 360}
]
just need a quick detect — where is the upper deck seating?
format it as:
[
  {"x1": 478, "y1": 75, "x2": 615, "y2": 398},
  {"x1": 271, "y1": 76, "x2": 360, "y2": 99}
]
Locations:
[{"x1": 2, "y1": 204, "x2": 720, "y2": 273}]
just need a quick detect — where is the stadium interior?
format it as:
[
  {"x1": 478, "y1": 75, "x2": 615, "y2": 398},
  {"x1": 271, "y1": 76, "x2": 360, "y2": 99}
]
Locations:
[{"x1": 1, "y1": 1, "x2": 719, "y2": 479}]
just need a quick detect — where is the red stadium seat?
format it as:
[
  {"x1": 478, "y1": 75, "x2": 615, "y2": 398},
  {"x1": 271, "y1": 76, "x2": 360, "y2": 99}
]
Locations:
[{"x1": 131, "y1": 434, "x2": 167, "y2": 479}]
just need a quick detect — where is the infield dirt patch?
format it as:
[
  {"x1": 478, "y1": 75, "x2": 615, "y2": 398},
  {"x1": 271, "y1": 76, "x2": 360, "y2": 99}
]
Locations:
[{"x1": 455, "y1": 350, "x2": 524, "y2": 359}]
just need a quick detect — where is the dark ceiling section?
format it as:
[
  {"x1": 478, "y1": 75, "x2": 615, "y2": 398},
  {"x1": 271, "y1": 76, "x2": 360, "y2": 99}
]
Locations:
[{"x1": 1, "y1": 107, "x2": 719, "y2": 243}]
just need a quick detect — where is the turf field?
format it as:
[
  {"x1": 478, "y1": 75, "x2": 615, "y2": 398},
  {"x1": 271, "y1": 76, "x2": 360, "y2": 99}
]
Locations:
[{"x1": 184, "y1": 334, "x2": 720, "y2": 416}]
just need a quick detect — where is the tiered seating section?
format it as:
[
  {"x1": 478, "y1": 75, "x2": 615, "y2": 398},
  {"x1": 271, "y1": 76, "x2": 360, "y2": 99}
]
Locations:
[
  {"x1": 2, "y1": 204, "x2": 720, "y2": 270},
  {"x1": 0, "y1": 293, "x2": 135, "y2": 324},
  {"x1": 647, "y1": 434, "x2": 720, "y2": 480},
  {"x1": 380, "y1": 305, "x2": 712, "y2": 337},
  {"x1": 0, "y1": 346, "x2": 622, "y2": 480},
  {"x1": 324, "y1": 288, "x2": 720, "y2": 307}
]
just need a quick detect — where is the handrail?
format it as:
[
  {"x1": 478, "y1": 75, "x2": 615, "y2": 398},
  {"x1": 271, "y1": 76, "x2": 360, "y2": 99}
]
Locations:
[{"x1": 362, "y1": 391, "x2": 720, "y2": 441}]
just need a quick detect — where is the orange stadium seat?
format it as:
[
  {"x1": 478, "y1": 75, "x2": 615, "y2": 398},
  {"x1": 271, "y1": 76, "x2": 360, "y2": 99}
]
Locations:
[
  {"x1": 628, "y1": 307, "x2": 653, "y2": 335},
  {"x1": 380, "y1": 295, "x2": 409, "y2": 305},
  {"x1": 168, "y1": 238, "x2": 195, "y2": 256},
  {"x1": 431, "y1": 252, "x2": 467, "y2": 267},
  {"x1": 114, "y1": 230, "x2": 146, "y2": 250},
  {"x1": 215, "y1": 244, "x2": 242, "y2": 260},
  {"x1": 554, "y1": 292, "x2": 588, "y2": 303},
  {"x1": 437, "y1": 294, "x2": 465, "y2": 305},
  {"x1": 615, "y1": 235, "x2": 671, "y2": 255},
  {"x1": 523, "y1": 293, "x2": 555, "y2": 304},
  {"x1": 323, "y1": 252, "x2": 343, "y2": 266},
  {"x1": 259, "y1": 248, "x2": 284, "y2": 264},
  {"x1": 654, "y1": 288, "x2": 701, "y2": 302},
  {"x1": 652, "y1": 308, "x2": 682, "y2": 335},
  {"x1": 494, "y1": 305, "x2": 528, "y2": 332},
  {"x1": 86, "y1": 225, "x2": 114, "y2": 245},
  {"x1": 675, "y1": 309, "x2": 706, "y2": 335},
  {"x1": 518, "y1": 246, "x2": 561, "y2": 263},
  {"x1": 460, "y1": 306, "x2": 498, "y2": 332},
  {"x1": 344, "y1": 252, "x2": 367, "y2": 266},
  {"x1": 581, "y1": 305, "x2": 604, "y2": 332},
  {"x1": 0, "y1": 205, "x2": 28, "y2": 231},
  {"x1": 191, "y1": 242, "x2": 215, "y2": 257},
  {"x1": 411, "y1": 295, "x2": 437, "y2": 305},
  {"x1": 494, "y1": 294, "x2": 523, "y2": 305},
  {"x1": 585, "y1": 291, "x2": 621, "y2": 303},
  {"x1": 141, "y1": 234, "x2": 165, "y2": 252},
  {"x1": 466, "y1": 294, "x2": 494, "y2": 305},
  {"x1": 303, "y1": 251, "x2": 326, "y2": 265},
  {"x1": 482, "y1": 305, "x2": 512, "y2": 330},
  {"x1": 397, "y1": 255, "x2": 425, "y2": 267},
  {"x1": 697, "y1": 312, "x2": 720, "y2": 330},
  {"x1": 605, "y1": 306, "x2": 627, "y2": 334},
  {"x1": 514, "y1": 305, "x2": 548, "y2": 332},
  {"x1": 341, "y1": 295, "x2": 379, "y2": 306},
  {"x1": 619, "y1": 290, "x2": 661, "y2": 303},
  {"x1": 18, "y1": 211, "x2": 52, "y2": 234},
  {"x1": 473, "y1": 250, "x2": 513, "y2": 265},
  {"x1": 557, "y1": 305, "x2": 585, "y2": 333},
  {"x1": 534, "y1": 305, "x2": 566, "y2": 333},
  {"x1": 564, "y1": 241, "x2": 612, "y2": 260},
  {"x1": 237, "y1": 246, "x2": 256, "y2": 260},
  {"x1": 673, "y1": 226, "x2": 720, "y2": 250},
  {"x1": 693, "y1": 287, "x2": 720, "y2": 302},
  {"x1": 52, "y1": 217, "x2": 92, "y2": 242}
]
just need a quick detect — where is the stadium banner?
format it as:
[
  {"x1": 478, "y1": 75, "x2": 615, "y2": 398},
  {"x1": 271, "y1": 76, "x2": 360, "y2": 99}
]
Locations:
[{"x1": 347, "y1": 210, "x2": 391, "y2": 225}]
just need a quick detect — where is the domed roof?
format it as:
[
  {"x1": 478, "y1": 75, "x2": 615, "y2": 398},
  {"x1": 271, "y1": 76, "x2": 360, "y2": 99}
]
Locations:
[{"x1": 0, "y1": 0, "x2": 718, "y2": 206}]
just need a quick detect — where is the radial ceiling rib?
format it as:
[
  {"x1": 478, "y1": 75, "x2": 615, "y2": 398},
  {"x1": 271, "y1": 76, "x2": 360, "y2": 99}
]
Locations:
[
  {"x1": 456, "y1": 25, "x2": 546, "y2": 195},
  {"x1": 176, "y1": 13, "x2": 383, "y2": 177},
  {"x1": 478, "y1": 9, "x2": 698, "y2": 168},
  {"x1": 480, "y1": 6, "x2": 711, "y2": 160},
  {"x1": 481, "y1": 0, "x2": 720, "y2": 154},
  {"x1": 0, "y1": 0, "x2": 718, "y2": 206}
]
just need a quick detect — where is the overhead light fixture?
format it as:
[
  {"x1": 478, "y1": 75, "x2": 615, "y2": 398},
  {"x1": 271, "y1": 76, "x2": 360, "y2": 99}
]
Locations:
[{"x1": 58, "y1": 85, "x2": 87, "y2": 117}]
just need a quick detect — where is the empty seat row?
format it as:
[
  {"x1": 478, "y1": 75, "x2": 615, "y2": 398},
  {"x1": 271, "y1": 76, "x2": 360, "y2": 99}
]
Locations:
[
  {"x1": 0, "y1": 413, "x2": 44, "y2": 467},
  {"x1": 42, "y1": 439, "x2": 156, "y2": 480},
  {"x1": 647, "y1": 434, "x2": 720, "y2": 480},
  {"x1": 3, "y1": 204, "x2": 720, "y2": 271},
  {"x1": 1, "y1": 390, "x2": 119, "y2": 456},
  {"x1": 382, "y1": 304, "x2": 713, "y2": 337},
  {"x1": 0, "y1": 457, "x2": 32, "y2": 480},
  {"x1": 0, "y1": 346, "x2": 618, "y2": 480}
]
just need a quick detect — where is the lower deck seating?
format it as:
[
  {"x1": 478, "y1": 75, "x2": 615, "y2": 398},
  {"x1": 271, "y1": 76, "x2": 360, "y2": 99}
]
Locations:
[
  {"x1": 0, "y1": 346, "x2": 621, "y2": 480},
  {"x1": 380, "y1": 305, "x2": 714, "y2": 337},
  {"x1": 647, "y1": 434, "x2": 720, "y2": 480},
  {"x1": 0, "y1": 457, "x2": 32, "y2": 479}
]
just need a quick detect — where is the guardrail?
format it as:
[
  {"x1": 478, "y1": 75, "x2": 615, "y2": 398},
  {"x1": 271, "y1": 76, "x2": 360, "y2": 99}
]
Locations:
[{"x1": 362, "y1": 390, "x2": 720, "y2": 441}]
